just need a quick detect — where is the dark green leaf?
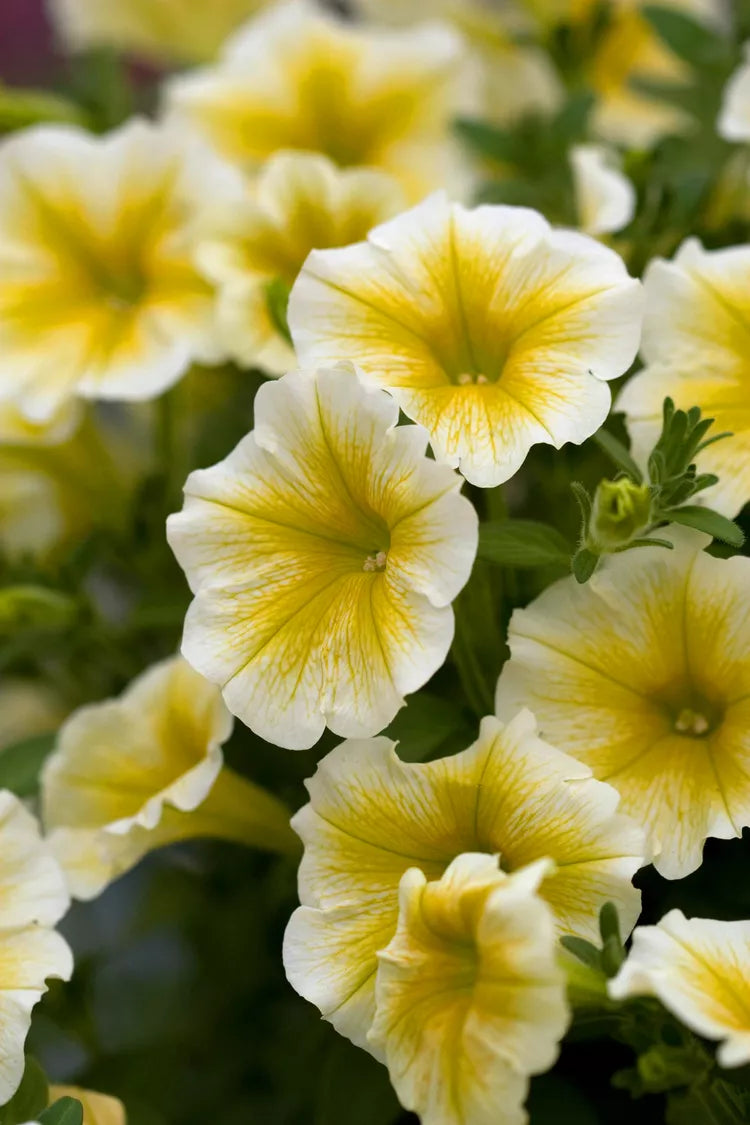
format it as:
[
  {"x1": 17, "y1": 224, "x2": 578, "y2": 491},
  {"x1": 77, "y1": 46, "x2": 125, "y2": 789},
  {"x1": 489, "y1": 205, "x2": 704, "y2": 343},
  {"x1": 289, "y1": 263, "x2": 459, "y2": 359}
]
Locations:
[
  {"x1": 593, "y1": 429, "x2": 643, "y2": 483},
  {"x1": 454, "y1": 118, "x2": 517, "y2": 164},
  {"x1": 560, "y1": 936, "x2": 601, "y2": 970},
  {"x1": 572, "y1": 548, "x2": 598, "y2": 584},
  {"x1": 599, "y1": 902, "x2": 622, "y2": 947},
  {"x1": 314, "y1": 1039, "x2": 401, "y2": 1125},
  {"x1": 0, "y1": 1057, "x2": 48, "y2": 1125},
  {"x1": 451, "y1": 562, "x2": 505, "y2": 716},
  {"x1": 383, "y1": 693, "x2": 473, "y2": 762},
  {"x1": 478, "y1": 520, "x2": 570, "y2": 568},
  {"x1": 38, "y1": 1098, "x2": 83, "y2": 1125},
  {"x1": 0, "y1": 732, "x2": 57, "y2": 799},
  {"x1": 643, "y1": 6, "x2": 730, "y2": 68},
  {"x1": 615, "y1": 537, "x2": 675, "y2": 551},
  {"x1": 662, "y1": 505, "x2": 745, "y2": 547}
]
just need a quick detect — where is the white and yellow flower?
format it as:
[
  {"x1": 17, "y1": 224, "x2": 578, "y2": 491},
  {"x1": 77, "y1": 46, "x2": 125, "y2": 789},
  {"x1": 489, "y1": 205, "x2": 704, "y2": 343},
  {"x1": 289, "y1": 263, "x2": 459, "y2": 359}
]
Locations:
[
  {"x1": 571, "y1": 145, "x2": 636, "y2": 237},
  {"x1": 50, "y1": 0, "x2": 272, "y2": 63},
  {"x1": 288, "y1": 193, "x2": 642, "y2": 488},
  {"x1": 618, "y1": 238, "x2": 750, "y2": 518},
  {"x1": 168, "y1": 367, "x2": 478, "y2": 750},
  {"x1": 48, "y1": 1087, "x2": 125, "y2": 1125},
  {"x1": 165, "y1": 1, "x2": 472, "y2": 203},
  {"x1": 587, "y1": 0, "x2": 727, "y2": 148},
  {"x1": 0, "y1": 792, "x2": 73, "y2": 1103},
  {"x1": 196, "y1": 151, "x2": 404, "y2": 374},
  {"x1": 610, "y1": 910, "x2": 750, "y2": 1067},
  {"x1": 41, "y1": 655, "x2": 297, "y2": 900},
  {"x1": 0, "y1": 118, "x2": 231, "y2": 422},
  {"x1": 496, "y1": 528, "x2": 750, "y2": 880},
  {"x1": 352, "y1": 0, "x2": 562, "y2": 125},
  {"x1": 719, "y1": 42, "x2": 750, "y2": 141},
  {"x1": 370, "y1": 854, "x2": 569, "y2": 1125},
  {"x1": 283, "y1": 709, "x2": 645, "y2": 1051}
]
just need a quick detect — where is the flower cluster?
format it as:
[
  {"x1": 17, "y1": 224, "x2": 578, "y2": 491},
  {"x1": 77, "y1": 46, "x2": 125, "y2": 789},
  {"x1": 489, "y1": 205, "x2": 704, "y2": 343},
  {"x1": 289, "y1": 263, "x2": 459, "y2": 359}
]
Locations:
[{"x1": 0, "y1": 0, "x2": 750, "y2": 1122}]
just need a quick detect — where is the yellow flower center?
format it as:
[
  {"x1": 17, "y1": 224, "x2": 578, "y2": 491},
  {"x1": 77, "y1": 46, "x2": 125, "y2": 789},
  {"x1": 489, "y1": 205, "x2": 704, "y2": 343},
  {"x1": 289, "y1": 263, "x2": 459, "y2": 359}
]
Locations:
[
  {"x1": 363, "y1": 550, "x2": 388, "y2": 573},
  {"x1": 674, "y1": 707, "x2": 711, "y2": 737}
]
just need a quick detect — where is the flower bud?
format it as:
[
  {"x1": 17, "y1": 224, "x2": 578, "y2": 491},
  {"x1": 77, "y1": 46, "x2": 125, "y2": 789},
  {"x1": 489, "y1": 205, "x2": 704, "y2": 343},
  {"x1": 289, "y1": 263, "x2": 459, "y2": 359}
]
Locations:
[{"x1": 588, "y1": 478, "x2": 652, "y2": 552}]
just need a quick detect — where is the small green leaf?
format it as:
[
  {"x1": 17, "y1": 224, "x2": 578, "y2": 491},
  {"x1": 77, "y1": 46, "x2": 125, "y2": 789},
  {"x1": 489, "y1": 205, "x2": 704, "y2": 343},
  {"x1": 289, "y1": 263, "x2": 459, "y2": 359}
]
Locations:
[
  {"x1": 478, "y1": 520, "x2": 570, "y2": 568},
  {"x1": 454, "y1": 118, "x2": 517, "y2": 164},
  {"x1": 560, "y1": 936, "x2": 601, "y2": 970},
  {"x1": 615, "y1": 537, "x2": 675, "y2": 552},
  {"x1": 599, "y1": 902, "x2": 622, "y2": 947},
  {"x1": 0, "y1": 732, "x2": 57, "y2": 799},
  {"x1": 593, "y1": 429, "x2": 643, "y2": 483},
  {"x1": 571, "y1": 548, "x2": 598, "y2": 584},
  {"x1": 39, "y1": 1099, "x2": 84, "y2": 1125},
  {"x1": 643, "y1": 5, "x2": 730, "y2": 68},
  {"x1": 264, "y1": 278, "x2": 292, "y2": 345},
  {"x1": 0, "y1": 1057, "x2": 48, "y2": 1125},
  {"x1": 662, "y1": 506, "x2": 745, "y2": 548}
]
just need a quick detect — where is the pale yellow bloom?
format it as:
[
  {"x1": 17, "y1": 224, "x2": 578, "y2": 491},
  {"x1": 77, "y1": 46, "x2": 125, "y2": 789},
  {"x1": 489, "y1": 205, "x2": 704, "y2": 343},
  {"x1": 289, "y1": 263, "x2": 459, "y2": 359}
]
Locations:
[
  {"x1": 352, "y1": 0, "x2": 562, "y2": 125},
  {"x1": 0, "y1": 410, "x2": 124, "y2": 559},
  {"x1": 196, "y1": 151, "x2": 404, "y2": 374},
  {"x1": 588, "y1": 0, "x2": 728, "y2": 148},
  {"x1": 570, "y1": 145, "x2": 636, "y2": 236},
  {"x1": 618, "y1": 238, "x2": 750, "y2": 518},
  {"x1": 165, "y1": 1, "x2": 472, "y2": 203},
  {"x1": 496, "y1": 528, "x2": 750, "y2": 880},
  {"x1": 610, "y1": 910, "x2": 750, "y2": 1067},
  {"x1": 719, "y1": 42, "x2": 750, "y2": 141},
  {"x1": 0, "y1": 119, "x2": 231, "y2": 423},
  {"x1": 41, "y1": 655, "x2": 296, "y2": 900},
  {"x1": 0, "y1": 792, "x2": 72, "y2": 1103},
  {"x1": 49, "y1": 1087, "x2": 125, "y2": 1125},
  {"x1": 168, "y1": 367, "x2": 478, "y2": 750},
  {"x1": 282, "y1": 709, "x2": 644, "y2": 1052},
  {"x1": 0, "y1": 679, "x2": 65, "y2": 752},
  {"x1": 50, "y1": 0, "x2": 272, "y2": 63},
  {"x1": 370, "y1": 854, "x2": 569, "y2": 1125},
  {"x1": 288, "y1": 193, "x2": 642, "y2": 487}
]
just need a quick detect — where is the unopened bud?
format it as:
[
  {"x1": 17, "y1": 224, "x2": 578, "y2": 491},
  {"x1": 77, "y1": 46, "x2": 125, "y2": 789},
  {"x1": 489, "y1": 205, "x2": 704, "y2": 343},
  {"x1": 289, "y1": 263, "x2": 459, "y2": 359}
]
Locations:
[{"x1": 588, "y1": 478, "x2": 652, "y2": 552}]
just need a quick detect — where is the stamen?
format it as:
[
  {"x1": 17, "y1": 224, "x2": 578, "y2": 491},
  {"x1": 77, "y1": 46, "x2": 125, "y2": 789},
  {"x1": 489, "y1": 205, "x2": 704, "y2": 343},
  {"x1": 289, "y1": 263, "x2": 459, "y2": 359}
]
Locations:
[
  {"x1": 675, "y1": 708, "x2": 710, "y2": 736},
  {"x1": 363, "y1": 550, "x2": 388, "y2": 573}
]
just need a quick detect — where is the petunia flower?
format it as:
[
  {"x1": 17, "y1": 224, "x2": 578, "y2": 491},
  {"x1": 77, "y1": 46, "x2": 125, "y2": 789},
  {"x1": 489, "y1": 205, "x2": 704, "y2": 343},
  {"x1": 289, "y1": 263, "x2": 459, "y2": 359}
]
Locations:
[
  {"x1": 168, "y1": 366, "x2": 477, "y2": 750},
  {"x1": 609, "y1": 910, "x2": 750, "y2": 1067},
  {"x1": 41, "y1": 655, "x2": 297, "y2": 900},
  {"x1": 618, "y1": 238, "x2": 750, "y2": 518},
  {"x1": 282, "y1": 709, "x2": 645, "y2": 1052},
  {"x1": 570, "y1": 145, "x2": 636, "y2": 237},
  {"x1": 0, "y1": 791, "x2": 73, "y2": 1103},
  {"x1": 351, "y1": 0, "x2": 562, "y2": 126},
  {"x1": 288, "y1": 192, "x2": 642, "y2": 487},
  {"x1": 370, "y1": 854, "x2": 569, "y2": 1125},
  {"x1": 718, "y1": 41, "x2": 750, "y2": 141},
  {"x1": 496, "y1": 528, "x2": 750, "y2": 880},
  {"x1": 0, "y1": 119, "x2": 231, "y2": 423},
  {"x1": 164, "y1": 0, "x2": 472, "y2": 203},
  {"x1": 586, "y1": 0, "x2": 725, "y2": 148},
  {"x1": 49, "y1": 0, "x2": 272, "y2": 64},
  {"x1": 196, "y1": 151, "x2": 404, "y2": 374},
  {"x1": 48, "y1": 1087, "x2": 125, "y2": 1125}
]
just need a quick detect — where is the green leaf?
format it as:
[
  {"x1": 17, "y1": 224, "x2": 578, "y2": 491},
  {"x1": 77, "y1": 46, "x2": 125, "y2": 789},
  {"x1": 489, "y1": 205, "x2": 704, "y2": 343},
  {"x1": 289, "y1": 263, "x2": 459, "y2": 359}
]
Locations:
[
  {"x1": 615, "y1": 537, "x2": 675, "y2": 552},
  {"x1": 39, "y1": 1099, "x2": 83, "y2": 1125},
  {"x1": 383, "y1": 693, "x2": 473, "y2": 762},
  {"x1": 0, "y1": 732, "x2": 57, "y2": 799},
  {"x1": 662, "y1": 506, "x2": 745, "y2": 548},
  {"x1": 478, "y1": 520, "x2": 570, "y2": 568},
  {"x1": 314, "y1": 1039, "x2": 401, "y2": 1125},
  {"x1": 0, "y1": 1057, "x2": 48, "y2": 1125},
  {"x1": 450, "y1": 562, "x2": 506, "y2": 717},
  {"x1": 599, "y1": 902, "x2": 622, "y2": 947},
  {"x1": 264, "y1": 278, "x2": 292, "y2": 345},
  {"x1": 593, "y1": 429, "x2": 643, "y2": 483},
  {"x1": 454, "y1": 118, "x2": 517, "y2": 164},
  {"x1": 0, "y1": 84, "x2": 88, "y2": 134},
  {"x1": 643, "y1": 6, "x2": 730, "y2": 68},
  {"x1": 560, "y1": 935, "x2": 601, "y2": 970},
  {"x1": 0, "y1": 587, "x2": 78, "y2": 636},
  {"x1": 571, "y1": 548, "x2": 599, "y2": 584}
]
